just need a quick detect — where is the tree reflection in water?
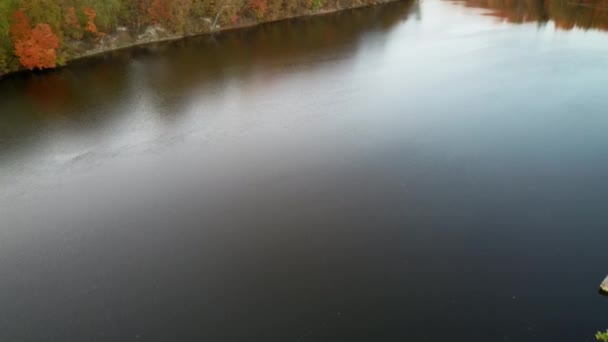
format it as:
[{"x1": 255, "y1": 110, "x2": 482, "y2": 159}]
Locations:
[{"x1": 449, "y1": 0, "x2": 608, "y2": 31}]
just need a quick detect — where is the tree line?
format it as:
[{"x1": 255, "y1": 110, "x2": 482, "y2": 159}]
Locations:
[{"x1": 1, "y1": 0, "x2": 375, "y2": 74}]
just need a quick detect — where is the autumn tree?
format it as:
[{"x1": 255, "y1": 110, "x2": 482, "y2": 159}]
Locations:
[
  {"x1": 148, "y1": 0, "x2": 172, "y2": 23},
  {"x1": 129, "y1": 0, "x2": 169, "y2": 30},
  {"x1": 14, "y1": 22, "x2": 60, "y2": 70},
  {"x1": 9, "y1": 0, "x2": 62, "y2": 70},
  {"x1": 249, "y1": 0, "x2": 267, "y2": 19},
  {"x1": 63, "y1": 6, "x2": 82, "y2": 39},
  {"x1": 83, "y1": 6, "x2": 98, "y2": 34},
  {"x1": 11, "y1": 9, "x2": 32, "y2": 42}
]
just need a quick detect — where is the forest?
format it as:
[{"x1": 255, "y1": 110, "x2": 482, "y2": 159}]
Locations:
[
  {"x1": 3, "y1": 0, "x2": 608, "y2": 76},
  {"x1": 0, "y1": 0, "x2": 123, "y2": 73},
  {"x1": 0, "y1": 0, "x2": 376, "y2": 75}
]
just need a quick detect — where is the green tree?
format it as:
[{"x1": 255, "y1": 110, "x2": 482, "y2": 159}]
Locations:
[
  {"x1": 0, "y1": 0, "x2": 21, "y2": 73},
  {"x1": 24, "y1": 0, "x2": 63, "y2": 35},
  {"x1": 85, "y1": 0, "x2": 125, "y2": 32}
]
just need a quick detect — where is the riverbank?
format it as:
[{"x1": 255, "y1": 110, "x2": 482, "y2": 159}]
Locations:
[{"x1": 0, "y1": 0, "x2": 403, "y2": 79}]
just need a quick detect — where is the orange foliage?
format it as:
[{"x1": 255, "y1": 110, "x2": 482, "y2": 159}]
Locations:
[
  {"x1": 64, "y1": 6, "x2": 83, "y2": 39},
  {"x1": 65, "y1": 7, "x2": 80, "y2": 29},
  {"x1": 11, "y1": 9, "x2": 32, "y2": 42},
  {"x1": 83, "y1": 7, "x2": 98, "y2": 33},
  {"x1": 14, "y1": 23, "x2": 60, "y2": 70}
]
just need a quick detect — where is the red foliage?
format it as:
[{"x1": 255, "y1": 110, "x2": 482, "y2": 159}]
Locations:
[
  {"x1": 148, "y1": 0, "x2": 172, "y2": 23},
  {"x1": 83, "y1": 7, "x2": 98, "y2": 33},
  {"x1": 249, "y1": 0, "x2": 267, "y2": 17},
  {"x1": 11, "y1": 9, "x2": 32, "y2": 42},
  {"x1": 14, "y1": 23, "x2": 60, "y2": 70}
]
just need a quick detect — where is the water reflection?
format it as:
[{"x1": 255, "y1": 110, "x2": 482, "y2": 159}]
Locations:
[
  {"x1": 1, "y1": 1, "x2": 608, "y2": 341},
  {"x1": 0, "y1": 1, "x2": 415, "y2": 164},
  {"x1": 449, "y1": 0, "x2": 608, "y2": 30}
]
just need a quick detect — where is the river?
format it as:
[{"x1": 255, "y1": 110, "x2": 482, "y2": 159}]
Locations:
[{"x1": 0, "y1": 1, "x2": 607, "y2": 341}]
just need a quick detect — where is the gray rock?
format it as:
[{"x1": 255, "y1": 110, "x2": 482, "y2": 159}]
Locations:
[{"x1": 138, "y1": 25, "x2": 169, "y2": 43}]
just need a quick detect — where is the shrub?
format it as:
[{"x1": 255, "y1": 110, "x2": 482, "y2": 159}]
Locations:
[{"x1": 311, "y1": 0, "x2": 324, "y2": 10}]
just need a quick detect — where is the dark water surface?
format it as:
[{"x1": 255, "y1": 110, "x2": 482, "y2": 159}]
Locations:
[{"x1": 1, "y1": 1, "x2": 608, "y2": 341}]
